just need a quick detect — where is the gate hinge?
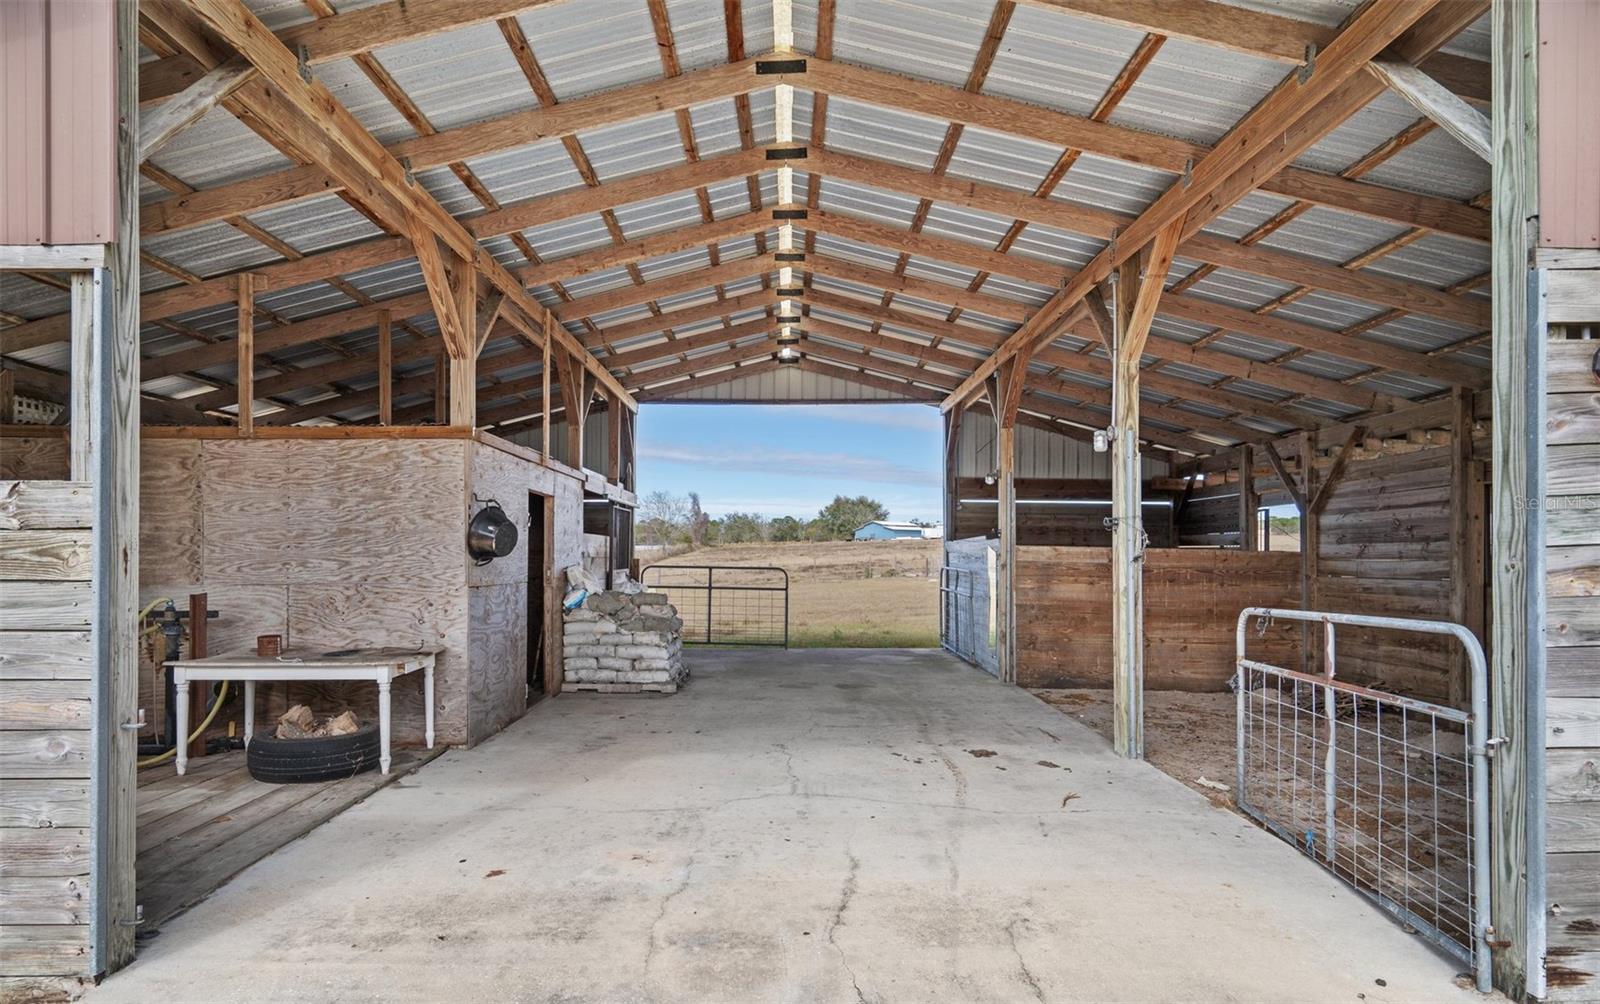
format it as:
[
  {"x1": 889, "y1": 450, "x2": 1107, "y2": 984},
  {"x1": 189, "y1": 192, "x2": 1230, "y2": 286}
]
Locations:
[
  {"x1": 119, "y1": 709, "x2": 146, "y2": 732},
  {"x1": 117, "y1": 905, "x2": 145, "y2": 928}
]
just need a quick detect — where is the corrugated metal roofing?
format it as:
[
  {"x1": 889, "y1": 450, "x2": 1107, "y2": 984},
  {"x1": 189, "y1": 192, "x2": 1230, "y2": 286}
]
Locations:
[{"x1": 2, "y1": 0, "x2": 1496, "y2": 456}]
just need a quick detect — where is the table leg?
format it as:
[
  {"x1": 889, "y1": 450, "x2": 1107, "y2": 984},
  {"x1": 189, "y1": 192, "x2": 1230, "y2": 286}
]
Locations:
[
  {"x1": 424, "y1": 664, "x2": 435, "y2": 750},
  {"x1": 244, "y1": 679, "x2": 255, "y2": 747},
  {"x1": 378, "y1": 679, "x2": 392, "y2": 775},
  {"x1": 174, "y1": 669, "x2": 190, "y2": 776}
]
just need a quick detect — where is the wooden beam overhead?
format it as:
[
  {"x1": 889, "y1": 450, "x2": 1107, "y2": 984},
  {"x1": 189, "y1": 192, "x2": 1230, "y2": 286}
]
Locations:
[
  {"x1": 942, "y1": 0, "x2": 1452, "y2": 411},
  {"x1": 803, "y1": 55, "x2": 1488, "y2": 244},
  {"x1": 179, "y1": 0, "x2": 637, "y2": 410},
  {"x1": 236, "y1": 273, "x2": 255, "y2": 434},
  {"x1": 136, "y1": 53, "x2": 1481, "y2": 248},
  {"x1": 1367, "y1": 55, "x2": 1493, "y2": 162},
  {"x1": 138, "y1": 55, "x2": 255, "y2": 162}
]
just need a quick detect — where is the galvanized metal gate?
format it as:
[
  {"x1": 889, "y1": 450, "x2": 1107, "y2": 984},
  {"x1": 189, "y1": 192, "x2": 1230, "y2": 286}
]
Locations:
[
  {"x1": 1234, "y1": 607, "x2": 1493, "y2": 992},
  {"x1": 939, "y1": 564, "x2": 977, "y2": 663},
  {"x1": 642, "y1": 565, "x2": 788, "y2": 647}
]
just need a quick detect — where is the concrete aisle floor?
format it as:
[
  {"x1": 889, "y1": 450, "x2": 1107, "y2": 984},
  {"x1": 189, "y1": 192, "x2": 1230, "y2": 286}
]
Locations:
[{"x1": 91, "y1": 649, "x2": 1482, "y2": 1004}]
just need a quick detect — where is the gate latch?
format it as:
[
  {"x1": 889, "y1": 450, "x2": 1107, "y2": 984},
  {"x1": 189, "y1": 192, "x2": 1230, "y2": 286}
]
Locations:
[{"x1": 1475, "y1": 736, "x2": 1510, "y2": 757}]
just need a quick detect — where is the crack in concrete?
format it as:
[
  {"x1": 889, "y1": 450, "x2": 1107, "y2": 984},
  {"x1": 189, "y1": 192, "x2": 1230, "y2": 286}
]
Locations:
[
  {"x1": 1006, "y1": 918, "x2": 1046, "y2": 1003},
  {"x1": 827, "y1": 851, "x2": 868, "y2": 1003},
  {"x1": 776, "y1": 742, "x2": 799, "y2": 796},
  {"x1": 643, "y1": 834, "x2": 698, "y2": 984}
]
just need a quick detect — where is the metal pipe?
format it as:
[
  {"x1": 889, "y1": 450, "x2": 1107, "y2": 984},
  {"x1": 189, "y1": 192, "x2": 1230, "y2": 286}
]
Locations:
[{"x1": 1322, "y1": 619, "x2": 1337, "y2": 866}]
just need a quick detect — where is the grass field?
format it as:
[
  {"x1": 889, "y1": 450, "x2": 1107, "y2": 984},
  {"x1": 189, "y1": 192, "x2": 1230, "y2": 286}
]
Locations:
[{"x1": 641, "y1": 539, "x2": 942, "y2": 648}]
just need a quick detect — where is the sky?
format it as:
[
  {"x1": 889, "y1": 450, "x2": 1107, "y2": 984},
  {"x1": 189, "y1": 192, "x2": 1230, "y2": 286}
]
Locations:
[{"x1": 635, "y1": 403, "x2": 944, "y2": 524}]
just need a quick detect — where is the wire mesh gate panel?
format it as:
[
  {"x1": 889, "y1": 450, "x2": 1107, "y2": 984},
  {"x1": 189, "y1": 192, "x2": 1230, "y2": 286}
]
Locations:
[
  {"x1": 642, "y1": 565, "x2": 788, "y2": 647},
  {"x1": 1234, "y1": 608, "x2": 1493, "y2": 992},
  {"x1": 939, "y1": 565, "x2": 976, "y2": 663}
]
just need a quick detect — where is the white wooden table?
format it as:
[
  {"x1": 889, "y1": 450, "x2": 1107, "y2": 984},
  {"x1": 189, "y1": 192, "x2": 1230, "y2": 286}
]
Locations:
[{"x1": 168, "y1": 647, "x2": 439, "y2": 776}]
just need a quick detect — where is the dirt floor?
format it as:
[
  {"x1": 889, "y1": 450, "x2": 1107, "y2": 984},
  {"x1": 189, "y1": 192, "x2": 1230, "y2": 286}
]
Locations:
[
  {"x1": 644, "y1": 539, "x2": 941, "y2": 647},
  {"x1": 1032, "y1": 690, "x2": 1239, "y2": 808},
  {"x1": 1034, "y1": 687, "x2": 1477, "y2": 953}
]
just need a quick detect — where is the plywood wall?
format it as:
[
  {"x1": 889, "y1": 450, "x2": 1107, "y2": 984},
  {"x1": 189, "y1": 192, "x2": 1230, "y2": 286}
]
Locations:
[
  {"x1": 1013, "y1": 547, "x2": 1302, "y2": 690},
  {"x1": 0, "y1": 479, "x2": 95, "y2": 989},
  {"x1": 140, "y1": 438, "x2": 471, "y2": 744},
  {"x1": 465, "y1": 439, "x2": 584, "y2": 743}
]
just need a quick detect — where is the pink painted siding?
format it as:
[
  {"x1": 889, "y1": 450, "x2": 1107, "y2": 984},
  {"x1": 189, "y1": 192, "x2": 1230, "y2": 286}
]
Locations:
[
  {"x1": 1539, "y1": 0, "x2": 1600, "y2": 248},
  {"x1": 0, "y1": 0, "x2": 117, "y2": 246}
]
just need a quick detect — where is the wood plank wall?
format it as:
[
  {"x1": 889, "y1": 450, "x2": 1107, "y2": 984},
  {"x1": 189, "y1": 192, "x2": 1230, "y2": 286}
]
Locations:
[
  {"x1": 1312, "y1": 446, "x2": 1477, "y2": 705},
  {"x1": 0, "y1": 480, "x2": 95, "y2": 991},
  {"x1": 1543, "y1": 327, "x2": 1600, "y2": 1000},
  {"x1": 1013, "y1": 547, "x2": 1301, "y2": 690}
]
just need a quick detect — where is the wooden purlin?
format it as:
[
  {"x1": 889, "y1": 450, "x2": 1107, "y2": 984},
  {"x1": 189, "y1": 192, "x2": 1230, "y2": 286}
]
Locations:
[
  {"x1": 178, "y1": 0, "x2": 637, "y2": 411},
  {"x1": 941, "y1": 0, "x2": 1464, "y2": 412}
]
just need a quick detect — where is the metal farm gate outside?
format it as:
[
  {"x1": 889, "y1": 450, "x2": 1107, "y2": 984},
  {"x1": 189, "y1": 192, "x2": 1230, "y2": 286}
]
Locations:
[{"x1": 641, "y1": 565, "x2": 789, "y2": 647}]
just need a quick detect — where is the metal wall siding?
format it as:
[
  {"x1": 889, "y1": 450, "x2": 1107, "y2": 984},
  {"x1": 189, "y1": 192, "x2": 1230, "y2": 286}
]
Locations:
[
  {"x1": 955, "y1": 413, "x2": 1170, "y2": 480},
  {"x1": 1538, "y1": 0, "x2": 1600, "y2": 248},
  {"x1": 0, "y1": 0, "x2": 116, "y2": 244}
]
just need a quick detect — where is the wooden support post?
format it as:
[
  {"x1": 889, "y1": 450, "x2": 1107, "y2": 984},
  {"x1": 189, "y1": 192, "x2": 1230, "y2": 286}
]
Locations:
[
  {"x1": 995, "y1": 413, "x2": 1017, "y2": 685},
  {"x1": 1110, "y1": 256, "x2": 1144, "y2": 759},
  {"x1": 1237, "y1": 444, "x2": 1257, "y2": 551},
  {"x1": 448, "y1": 260, "x2": 477, "y2": 429},
  {"x1": 1489, "y1": 0, "x2": 1543, "y2": 992},
  {"x1": 186, "y1": 592, "x2": 208, "y2": 761},
  {"x1": 0, "y1": 368, "x2": 13, "y2": 423},
  {"x1": 69, "y1": 273, "x2": 95, "y2": 479},
  {"x1": 1107, "y1": 220, "x2": 1178, "y2": 760},
  {"x1": 236, "y1": 272, "x2": 255, "y2": 436},
  {"x1": 1449, "y1": 387, "x2": 1474, "y2": 708},
  {"x1": 1299, "y1": 430, "x2": 1320, "y2": 672},
  {"x1": 541, "y1": 332, "x2": 551, "y2": 463},
  {"x1": 97, "y1": 0, "x2": 141, "y2": 970},
  {"x1": 376, "y1": 309, "x2": 392, "y2": 426},
  {"x1": 433, "y1": 350, "x2": 447, "y2": 425}
]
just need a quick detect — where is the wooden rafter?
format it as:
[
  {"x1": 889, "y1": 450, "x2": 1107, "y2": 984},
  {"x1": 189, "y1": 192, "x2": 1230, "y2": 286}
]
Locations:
[
  {"x1": 133, "y1": 53, "x2": 1481, "y2": 248},
  {"x1": 942, "y1": 1, "x2": 1450, "y2": 411},
  {"x1": 178, "y1": 0, "x2": 636, "y2": 410},
  {"x1": 1367, "y1": 56, "x2": 1492, "y2": 162}
]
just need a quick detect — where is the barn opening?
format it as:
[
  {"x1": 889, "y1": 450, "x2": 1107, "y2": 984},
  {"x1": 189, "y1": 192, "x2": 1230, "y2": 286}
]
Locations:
[{"x1": 0, "y1": 0, "x2": 1595, "y2": 1001}]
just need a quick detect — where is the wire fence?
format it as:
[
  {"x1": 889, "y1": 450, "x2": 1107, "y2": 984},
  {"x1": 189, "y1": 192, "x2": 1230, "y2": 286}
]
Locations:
[
  {"x1": 1234, "y1": 608, "x2": 1491, "y2": 991},
  {"x1": 641, "y1": 565, "x2": 788, "y2": 647},
  {"x1": 939, "y1": 565, "x2": 976, "y2": 663}
]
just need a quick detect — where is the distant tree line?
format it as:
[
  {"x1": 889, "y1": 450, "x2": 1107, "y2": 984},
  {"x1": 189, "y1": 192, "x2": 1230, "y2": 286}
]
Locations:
[{"x1": 638, "y1": 492, "x2": 922, "y2": 547}]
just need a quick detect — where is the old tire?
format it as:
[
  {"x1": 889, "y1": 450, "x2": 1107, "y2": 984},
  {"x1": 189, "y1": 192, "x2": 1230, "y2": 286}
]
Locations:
[{"x1": 247, "y1": 722, "x2": 379, "y2": 783}]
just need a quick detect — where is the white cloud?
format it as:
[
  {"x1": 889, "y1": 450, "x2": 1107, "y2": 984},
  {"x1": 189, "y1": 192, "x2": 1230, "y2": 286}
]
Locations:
[{"x1": 639, "y1": 444, "x2": 938, "y2": 489}]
